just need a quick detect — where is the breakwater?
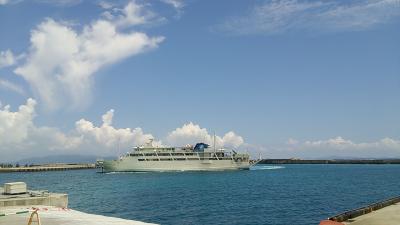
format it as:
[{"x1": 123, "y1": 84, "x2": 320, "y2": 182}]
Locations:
[
  {"x1": 0, "y1": 164, "x2": 96, "y2": 173},
  {"x1": 319, "y1": 196, "x2": 400, "y2": 225},
  {"x1": 328, "y1": 196, "x2": 400, "y2": 223},
  {"x1": 259, "y1": 159, "x2": 400, "y2": 164},
  {"x1": 0, "y1": 188, "x2": 68, "y2": 208}
]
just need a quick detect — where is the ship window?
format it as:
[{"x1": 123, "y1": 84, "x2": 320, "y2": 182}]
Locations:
[
  {"x1": 172, "y1": 153, "x2": 185, "y2": 156},
  {"x1": 138, "y1": 159, "x2": 145, "y2": 161},
  {"x1": 160, "y1": 158, "x2": 172, "y2": 161}
]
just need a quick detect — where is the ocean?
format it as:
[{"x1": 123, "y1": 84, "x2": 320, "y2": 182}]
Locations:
[{"x1": 1, "y1": 164, "x2": 400, "y2": 225}]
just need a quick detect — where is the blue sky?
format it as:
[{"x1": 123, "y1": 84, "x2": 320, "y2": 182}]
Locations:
[{"x1": 0, "y1": 0, "x2": 399, "y2": 161}]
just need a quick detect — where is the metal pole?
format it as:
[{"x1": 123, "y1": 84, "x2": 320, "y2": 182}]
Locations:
[{"x1": 213, "y1": 132, "x2": 216, "y2": 152}]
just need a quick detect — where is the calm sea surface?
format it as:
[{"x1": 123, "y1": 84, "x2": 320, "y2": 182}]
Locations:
[{"x1": 1, "y1": 164, "x2": 400, "y2": 225}]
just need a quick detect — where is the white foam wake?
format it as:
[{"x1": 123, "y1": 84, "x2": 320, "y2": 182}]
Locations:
[
  {"x1": 250, "y1": 165, "x2": 285, "y2": 170},
  {"x1": 104, "y1": 171, "x2": 149, "y2": 174}
]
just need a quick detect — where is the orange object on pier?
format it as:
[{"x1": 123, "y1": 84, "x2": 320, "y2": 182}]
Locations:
[{"x1": 319, "y1": 220, "x2": 344, "y2": 225}]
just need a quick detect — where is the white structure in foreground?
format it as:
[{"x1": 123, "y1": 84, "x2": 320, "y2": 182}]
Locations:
[
  {"x1": 102, "y1": 140, "x2": 251, "y2": 172},
  {"x1": 0, "y1": 206, "x2": 156, "y2": 225}
]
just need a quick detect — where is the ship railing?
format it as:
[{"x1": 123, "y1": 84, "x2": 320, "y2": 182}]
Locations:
[
  {"x1": 135, "y1": 154, "x2": 247, "y2": 161},
  {"x1": 131, "y1": 150, "x2": 249, "y2": 161}
]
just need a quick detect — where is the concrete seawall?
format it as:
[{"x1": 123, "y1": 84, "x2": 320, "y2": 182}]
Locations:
[
  {"x1": 0, "y1": 193, "x2": 68, "y2": 208},
  {"x1": 329, "y1": 196, "x2": 400, "y2": 222},
  {"x1": 0, "y1": 164, "x2": 96, "y2": 173},
  {"x1": 0, "y1": 187, "x2": 68, "y2": 208},
  {"x1": 0, "y1": 183, "x2": 157, "y2": 224},
  {"x1": 0, "y1": 206, "x2": 157, "y2": 225},
  {"x1": 320, "y1": 196, "x2": 400, "y2": 225},
  {"x1": 260, "y1": 159, "x2": 400, "y2": 164}
]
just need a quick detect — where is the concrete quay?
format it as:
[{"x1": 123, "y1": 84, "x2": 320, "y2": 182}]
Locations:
[
  {"x1": 0, "y1": 183, "x2": 157, "y2": 225},
  {"x1": 0, "y1": 164, "x2": 96, "y2": 173},
  {"x1": 320, "y1": 196, "x2": 400, "y2": 225},
  {"x1": 0, "y1": 206, "x2": 156, "y2": 225},
  {"x1": 0, "y1": 187, "x2": 68, "y2": 208},
  {"x1": 342, "y1": 202, "x2": 400, "y2": 225}
]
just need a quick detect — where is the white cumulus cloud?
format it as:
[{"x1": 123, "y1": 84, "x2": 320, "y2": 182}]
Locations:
[
  {"x1": 166, "y1": 122, "x2": 244, "y2": 148},
  {"x1": 75, "y1": 109, "x2": 157, "y2": 148},
  {"x1": 3, "y1": 100, "x2": 399, "y2": 161},
  {"x1": 303, "y1": 136, "x2": 400, "y2": 150},
  {"x1": 13, "y1": 1, "x2": 164, "y2": 111},
  {"x1": 0, "y1": 98, "x2": 82, "y2": 161},
  {"x1": 0, "y1": 99, "x2": 247, "y2": 161},
  {"x1": 283, "y1": 136, "x2": 400, "y2": 158},
  {"x1": 0, "y1": 98, "x2": 36, "y2": 144}
]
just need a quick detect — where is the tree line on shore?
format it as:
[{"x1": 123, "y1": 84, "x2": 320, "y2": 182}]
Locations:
[{"x1": 0, "y1": 163, "x2": 36, "y2": 168}]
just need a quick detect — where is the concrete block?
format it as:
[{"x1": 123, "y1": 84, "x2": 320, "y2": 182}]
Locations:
[{"x1": 4, "y1": 182, "x2": 27, "y2": 194}]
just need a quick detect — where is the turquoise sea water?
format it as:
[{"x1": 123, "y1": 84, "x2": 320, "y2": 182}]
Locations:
[{"x1": 1, "y1": 164, "x2": 400, "y2": 225}]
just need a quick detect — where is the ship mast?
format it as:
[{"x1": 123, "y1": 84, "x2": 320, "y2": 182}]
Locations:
[
  {"x1": 117, "y1": 136, "x2": 121, "y2": 156},
  {"x1": 213, "y1": 132, "x2": 216, "y2": 152}
]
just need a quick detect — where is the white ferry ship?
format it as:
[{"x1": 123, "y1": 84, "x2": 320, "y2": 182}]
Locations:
[{"x1": 101, "y1": 140, "x2": 252, "y2": 172}]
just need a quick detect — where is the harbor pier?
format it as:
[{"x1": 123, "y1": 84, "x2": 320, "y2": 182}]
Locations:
[
  {"x1": 320, "y1": 196, "x2": 400, "y2": 225},
  {"x1": 0, "y1": 182, "x2": 157, "y2": 225},
  {"x1": 260, "y1": 159, "x2": 400, "y2": 164},
  {"x1": 0, "y1": 163, "x2": 96, "y2": 173}
]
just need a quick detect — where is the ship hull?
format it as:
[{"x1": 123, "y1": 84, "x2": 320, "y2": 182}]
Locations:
[{"x1": 103, "y1": 158, "x2": 250, "y2": 172}]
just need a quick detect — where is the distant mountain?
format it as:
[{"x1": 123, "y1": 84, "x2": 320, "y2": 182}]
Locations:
[{"x1": 16, "y1": 154, "x2": 116, "y2": 165}]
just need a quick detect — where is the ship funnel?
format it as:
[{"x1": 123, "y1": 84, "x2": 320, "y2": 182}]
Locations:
[{"x1": 194, "y1": 143, "x2": 209, "y2": 152}]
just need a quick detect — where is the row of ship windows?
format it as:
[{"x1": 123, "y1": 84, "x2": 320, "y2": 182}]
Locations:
[
  {"x1": 137, "y1": 158, "x2": 233, "y2": 161},
  {"x1": 139, "y1": 158, "x2": 188, "y2": 161},
  {"x1": 130, "y1": 153, "x2": 225, "y2": 157}
]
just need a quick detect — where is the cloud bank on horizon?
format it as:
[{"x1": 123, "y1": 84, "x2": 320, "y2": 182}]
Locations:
[
  {"x1": 0, "y1": 98, "x2": 246, "y2": 162},
  {"x1": 279, "y1": 136, "x2": 400, "y2": 159},
  {"x1": 12, "y1": 1, "x2": 164, "y2": 111},
  {"x1": 1, "y1": 98, "x2": 399, "y2": 162}
]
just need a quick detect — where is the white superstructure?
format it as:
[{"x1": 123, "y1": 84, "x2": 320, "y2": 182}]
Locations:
[{"x1": 102, "y1": 140, "x2": 251, "y2": 172}]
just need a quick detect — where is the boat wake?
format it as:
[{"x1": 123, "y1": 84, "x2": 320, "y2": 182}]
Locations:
[
  {"x1": 104, "y1": 171, "x2": 149, "y2": 174},
  {"x1": 250, "y1": 165, "x2": 285, "y2": 170}
]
